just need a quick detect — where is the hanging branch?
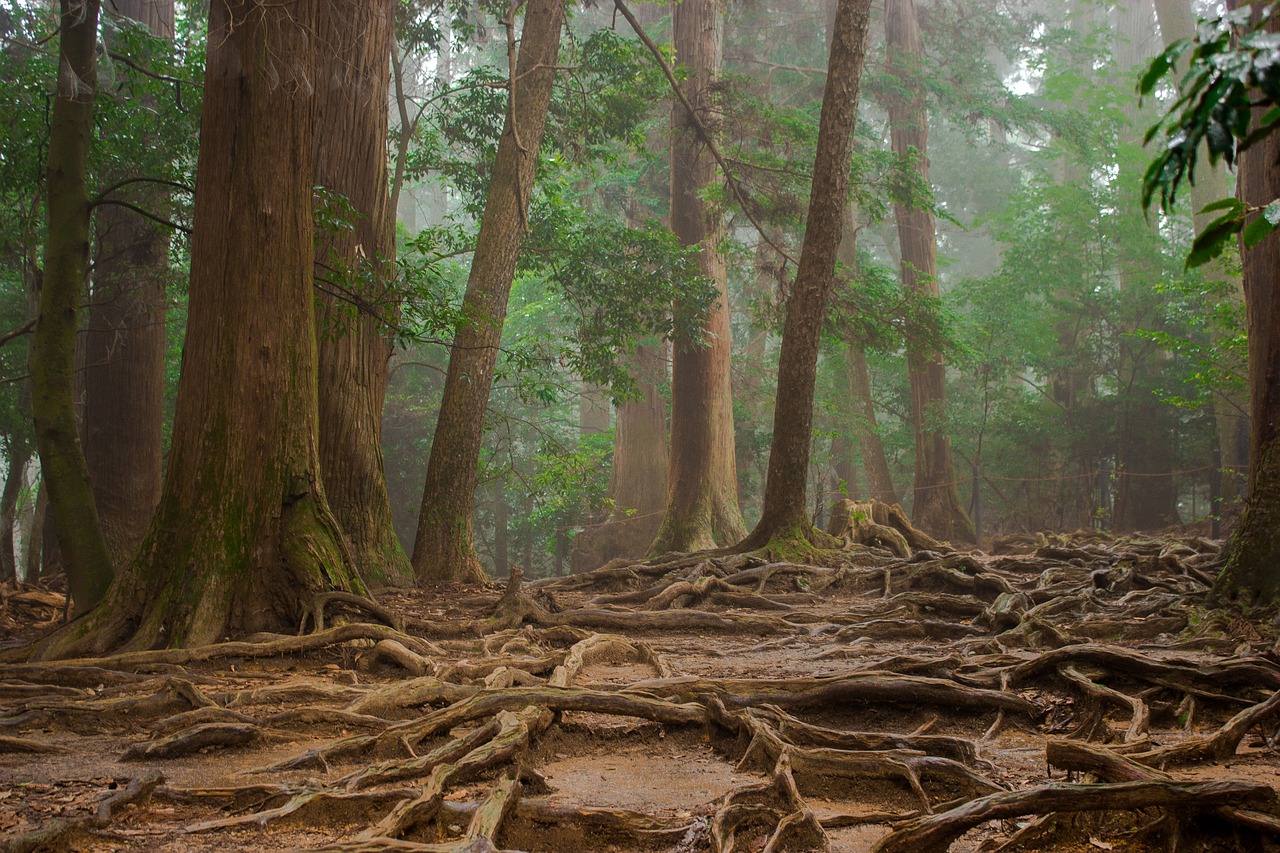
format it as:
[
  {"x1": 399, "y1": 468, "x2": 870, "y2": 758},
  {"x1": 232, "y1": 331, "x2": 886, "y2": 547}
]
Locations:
[{"x1": 612, "y1": 0, "x2": 798, "y2": 269}]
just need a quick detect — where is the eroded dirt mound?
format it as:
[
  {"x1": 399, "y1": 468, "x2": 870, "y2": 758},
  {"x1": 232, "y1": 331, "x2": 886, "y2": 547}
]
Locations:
[{"x1": 2, "y1": 534, "x2": 1279, "y2": 852}]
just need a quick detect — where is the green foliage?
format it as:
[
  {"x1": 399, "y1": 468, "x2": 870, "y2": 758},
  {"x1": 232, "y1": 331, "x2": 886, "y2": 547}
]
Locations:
[{"x1": 1141, "y1": 5, "x2": 1280, "y2": 265}]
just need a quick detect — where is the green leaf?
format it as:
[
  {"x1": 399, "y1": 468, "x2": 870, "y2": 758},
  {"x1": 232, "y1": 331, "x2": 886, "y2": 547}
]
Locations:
[
  {"x1": 1242, "y1": 214, "x2": 1276, "y2": 249},
  {"x1": 1197, "y1": 197, "x2": 1245, "y2": 215}
]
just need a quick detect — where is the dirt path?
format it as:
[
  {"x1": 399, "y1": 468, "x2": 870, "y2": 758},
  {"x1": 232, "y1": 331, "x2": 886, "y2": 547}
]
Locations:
[{"x1": 2, "y1": 533, "x2": 1279, "y2": 852}]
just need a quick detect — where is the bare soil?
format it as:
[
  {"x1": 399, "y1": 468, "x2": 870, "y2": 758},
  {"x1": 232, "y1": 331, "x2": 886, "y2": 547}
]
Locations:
[{"x1": 2, "y1": 532, "x2": 1279, "y2": 852}]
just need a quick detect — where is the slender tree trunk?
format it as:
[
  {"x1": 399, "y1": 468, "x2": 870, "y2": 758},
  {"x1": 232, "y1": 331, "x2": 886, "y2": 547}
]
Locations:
[
  {"x1": 737, "y1": 0, "x2": 874, "y2": 549},
  {"x1": 649, "y1": 0, "x2": 746, "y2": 554},
  {"x1": 1217, "y1": 2, "x2": 1280, "y2": 603},
  {"x1": 31, "y1": 0, "x2": 114, "y2": 614},
  {"x1": 886, "y1": 0, "x2": 975, "y2": 543},
  {"x1": 412, "y1": 0, "x2": 564, "y2": 584},
  {"x1": 579, "y1": 383, "x2": 611, "y2": 436},
  {"x1": 37, "y1": 0, "x2": 365, "y2": 657},
  {"x1": 1153, "y1": 0, "x2": 1249, "y2": 502},
  {"x1": 0, "y1": 441, "x2": 31, "y2": 583},
  {"x1": 83, "y1": 0, "x2": 172, "y2": 567},
  {"x1": 314, "y1": 0, "x2": 412, "y2": 588},
  {"x1": 492, "y1": 479, "x2": 508, "y2": 577}
]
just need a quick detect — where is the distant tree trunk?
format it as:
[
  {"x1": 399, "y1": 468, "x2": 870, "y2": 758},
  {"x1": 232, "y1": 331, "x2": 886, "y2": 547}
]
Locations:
[
  {"x1": 737, "y1": 0, "x2": 874, "y2": 550},
  {"x1": 886, "y1": 0, "x2": 975, "y2": 543},
  {"x1": 83, "y1": 0, "x2": 171, "y2": 566},
  {"x1": 579, "y1": 383, "x2": 611, "y2": 436},
  {"x1": 314, "y1": 0, "x2": 412, "y2": 588},
  {"x1": 1216, "y1": 2, "x2": 1280, "y2": 603},
  {"x1": 649, "y1": 0, "x2": 746, "y2": 554},
  {"x1": 25, "y1": 483, "x2": 46, "y2": 584},
  {"x1": 1153, "y1": 0, "x2": 1249, "y2": 502},
  {"x1": 492, "y1": 479, "x2": 508, "y2": 577},
  {"x1": 846, "y1": 345, "x2": 899, "y2": 504},
  {"x1": 571, "y1": 342, "x2": 668, "y2": 570},
  {"x1": 1113, "y1": 0, "x2": 1179, "y2": 532},
  {"x1": 31, "y1": 0, "x2": 114, "y2": 614},
  {"x1": 37, "y1": 0, "x2": 365, "y2": 658},
  {"x1": 0, "y1": 441, "x2": 31, "y2": 583},
  {"x1": 412, "y1": 0, "x2": 564, "y2": 585}
]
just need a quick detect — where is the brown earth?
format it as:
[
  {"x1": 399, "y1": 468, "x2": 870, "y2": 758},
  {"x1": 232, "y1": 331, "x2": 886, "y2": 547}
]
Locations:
[{"x1": 1, "y1": 532, "x2": 1279, "y2": 852}]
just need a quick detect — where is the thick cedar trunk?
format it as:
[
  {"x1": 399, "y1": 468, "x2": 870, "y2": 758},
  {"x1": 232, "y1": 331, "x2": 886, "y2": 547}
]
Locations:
[
  {"x1": 1113, "y1": 0, "x2": 1179, "y2": 532},
  {"x1": 82, "y1": 0, "x2": 172, "y2": 568},
  {"x1": 571, "y1": 343, "x2": 669, "y2": 570},
  {"x1": 314, "y1": 0, "x2": 412, "y2": 588},
  {"x1": 0, "y1": 442, "x2": 31, "y2": 583},
  {"x1": 886, "y1": 0, "x2": 975, "y2": 544},
  {"x1": 737, "y1": 0, "x2": 874, "y2": 549},
  {"x1": 1217, "y1": 3, "x2": 1280, "y2": 603},
  {"x1": 649, "y1": 0, "x2": 746, "y2": 554},
  {"x1": 1153, "y1": 0, "x2": 1249, "y2": 502},
  {"x1": 412, "y1": 0, "x2": 564, "y2": 585},
  {"x1": 39, "y1": 0, "x2": 364, "y2": 657},
  {"x1": 31, "y1": 0, "x2": 114, "y2": 614}
]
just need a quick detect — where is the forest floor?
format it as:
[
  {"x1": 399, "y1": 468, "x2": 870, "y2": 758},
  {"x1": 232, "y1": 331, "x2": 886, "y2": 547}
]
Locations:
[{"x1": 2, "y1": 532, "x2": 1280, "y2": 852}]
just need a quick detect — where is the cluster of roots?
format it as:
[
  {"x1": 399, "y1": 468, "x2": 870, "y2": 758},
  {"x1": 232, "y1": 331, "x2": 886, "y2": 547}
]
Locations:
[{"x1": 2, "y1": 530, "x2": 1280, "y2": 851}]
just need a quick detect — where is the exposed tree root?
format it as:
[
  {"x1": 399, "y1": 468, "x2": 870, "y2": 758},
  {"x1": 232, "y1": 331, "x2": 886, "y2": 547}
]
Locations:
[{"x1": 0, "y1": 770, "x2": 163, "y2": 853}]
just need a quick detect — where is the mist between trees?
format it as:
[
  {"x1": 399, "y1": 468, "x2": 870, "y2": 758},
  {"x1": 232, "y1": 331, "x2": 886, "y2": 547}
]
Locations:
[{"x1": 2, "y1": 0, "x2": 1279, "y2": 650}]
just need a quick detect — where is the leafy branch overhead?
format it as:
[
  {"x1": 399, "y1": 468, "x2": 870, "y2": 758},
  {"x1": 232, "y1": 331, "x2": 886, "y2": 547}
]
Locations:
[{"x1": 1140, "y1": 4, "x2": 1280, "y2": 266}]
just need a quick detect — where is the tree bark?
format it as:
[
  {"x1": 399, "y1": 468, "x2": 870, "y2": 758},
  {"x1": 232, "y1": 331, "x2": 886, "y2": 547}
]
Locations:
[
  {"x1": 736, "y1": 0, "x2": 874, "y2": 549},
  {"x1": 412, "y1": 0, "x2": 565, "y2": 584},
  {"x1": 571, "y1": 342, "x2": 669, "y2": 571},
  {"x1": 314, "y1": 0, "x2": 412, "y2": 588},
  {"x1": 83, "y1": 0, "x2": 172, "y2": 566},
  {"x1": 1217, "y1": 2, "x2": 1280, "y2": 603},
  {"x1": 649, "y1": 0, "x2": 746, "y2": 554},
  {"x1": 31, "y1": 0, "x2": 115, "y2": 614},
  {"x1": 886, "y1": 0, "x2": 975, "y2": 544},
  {"x1": 846, "y1": 345, "x2": 899, "y2": 504},
  {"x1": 38, "y1": 0, "x2": 365, "y2": 657},
  {"x1": 0, "y1": 441, "x2": 31, "y2": 583}
]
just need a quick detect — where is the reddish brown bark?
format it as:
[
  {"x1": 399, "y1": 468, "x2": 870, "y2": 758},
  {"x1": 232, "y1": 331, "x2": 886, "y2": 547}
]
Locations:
[
  {"x1": 649, "y1": 0, "x2": 746, "y2": 554},
  {"x1": 886, "y1": 0, "x2": 975, "y2": 543},
  {"x1": 38, "y1": 0, "x2": 363, "y2": 657},
  {"x1": 738, "y1": 0, "x2": 874, "y2": 549},
  {"x1": 412, "y1": 0, "x2": 564, "y2": 584},
  {"x1": 313, "y1": 0, "x2": 412, "y2": 588}
]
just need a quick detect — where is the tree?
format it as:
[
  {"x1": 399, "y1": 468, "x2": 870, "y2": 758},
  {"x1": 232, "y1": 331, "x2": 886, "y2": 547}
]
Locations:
[
  {"x1": 649, "y1": 0, "x2": 746, "y2": 554},
  {"x1": 736, "y1": 0, "x2": 874, "y2": 550},
  {"x1": 38, "y1": 0, "x2": 364, "y2": 656},
  {"x1": 412, "y1": 0, "x2": 565, "y2": 585},
  {"x1": 885, "y1": 0, "x2": 975, "y2": 544},
  {"x1": 82, "y1": 0, "x2": 173, "y2": 566},
  {"x1": 314, "y1": 0, "x2": 413, "y2": 588},
  {"x1": 31, "y1": 0, "x2": 115, "y2": 613},
  {"x1": 1142, "y1": 2, "x2": 1280, "y2": 601}
]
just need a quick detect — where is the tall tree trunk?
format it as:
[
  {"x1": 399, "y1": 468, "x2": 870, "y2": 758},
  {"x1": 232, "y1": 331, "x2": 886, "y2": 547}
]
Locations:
[
  {"x1": 83, "y1": 0, "x2": 172, "y2": 566},
  {"x1": 314, "y1": 0, "x2": 412, "y2": 588},
  {"x1": 1113, "y1": 0, "x2": 1179, "y2": 532},
  {"x1": 38, "y1": 0, "x2": 364, "y2": 657},
  {"x1": 0, "y1": 441, "x2": 31, "y2": 583},
  {"x1": 571, "y1": 342, "x2": 669, "y2": 571},
  {"x1": 737, "y1": 0, "x2": 874, "y2": 549},
  {"x1": 886, "y1": 0, "x2": 975, "y2": 543},
  {"x1": 25, "y1": 482, "x2": 46, "y2": 584},
  {"x1": 492, "y1": 479, "x2": 508, "y2": 577},
  {"x1": 31, "y1": 0, "x2": 114, "y2": 614},
  {"x1": 846, "y1": 345, "x2": 899, "y2": 504},
  {"x1": 1216, "y1": 2, "x2": 1280, "y2": 603},
  {"x1": 412, "y1": 0, "x2": 564, "y2": 584},
  {"x1": 649, "y1": 0, "x2": 746, "y2": 554},
  {"x1": 579, "y1": 383, "x2": 611, "y2": 436},
  {"x1": 1153, "y1": 0, "x2": 1249, "y2": 503}
]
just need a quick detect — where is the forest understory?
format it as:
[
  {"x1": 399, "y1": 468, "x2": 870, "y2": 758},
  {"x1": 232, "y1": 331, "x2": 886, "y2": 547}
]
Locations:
[{"x1": 2, "y1": 532, "x2": 1280, "y2": 853}]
